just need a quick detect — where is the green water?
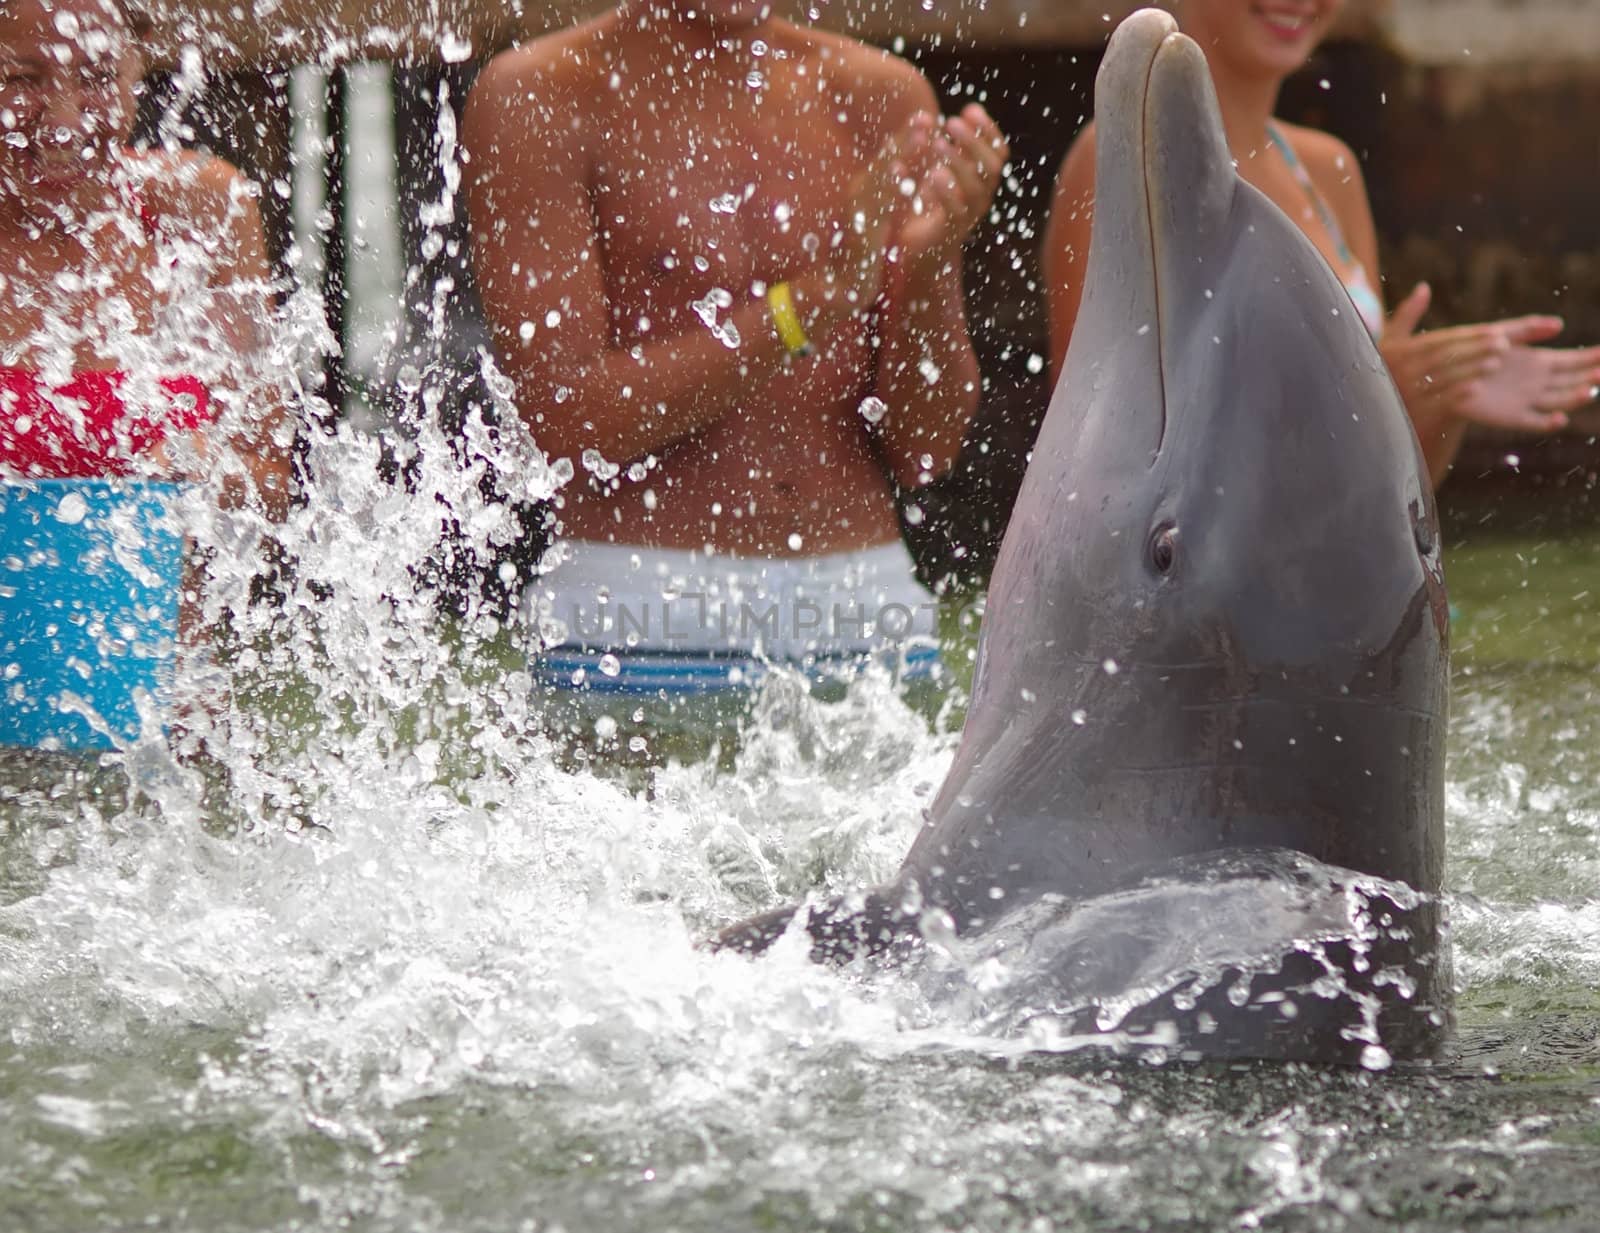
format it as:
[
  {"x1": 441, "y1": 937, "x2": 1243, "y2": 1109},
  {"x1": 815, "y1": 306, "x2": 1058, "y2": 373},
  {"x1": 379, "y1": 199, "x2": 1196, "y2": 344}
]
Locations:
[{"x1": 4, "y1": 482, "x2": 1600, "y2": 1232}]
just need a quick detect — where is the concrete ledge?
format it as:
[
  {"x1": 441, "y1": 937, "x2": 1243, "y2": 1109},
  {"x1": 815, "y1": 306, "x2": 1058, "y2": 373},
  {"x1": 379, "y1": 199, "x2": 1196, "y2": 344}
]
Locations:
[
  {"x1": 141, "y1": 0, "x2": 1600, "y2": 69},
  {"x1": 1384, "y1": 0, "x2": 1600, "y2": 67}
]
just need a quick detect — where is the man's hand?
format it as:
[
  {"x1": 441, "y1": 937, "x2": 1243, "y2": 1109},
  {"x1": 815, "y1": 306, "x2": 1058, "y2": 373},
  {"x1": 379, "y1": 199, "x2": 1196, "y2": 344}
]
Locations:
[
  {"x1": 819, "y1": 129, "x2": 907, "y2": 320},
  {"x1": 894, "y1": 104, "x2": 1008, "y2": 274}
]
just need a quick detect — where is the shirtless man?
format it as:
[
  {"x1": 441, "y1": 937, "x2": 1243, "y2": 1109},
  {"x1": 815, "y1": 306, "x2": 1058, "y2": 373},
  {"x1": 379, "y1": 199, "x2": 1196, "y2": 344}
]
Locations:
[{"x1": 463, "y1": 0, "x2": 1006, "y2": 674}]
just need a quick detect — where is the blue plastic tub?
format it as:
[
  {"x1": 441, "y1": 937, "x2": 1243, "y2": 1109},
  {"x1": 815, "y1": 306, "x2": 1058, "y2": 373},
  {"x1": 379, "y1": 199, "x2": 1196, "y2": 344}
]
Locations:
[{"x1": 1, "y1": 478, "x2": 187, "y2": 751}]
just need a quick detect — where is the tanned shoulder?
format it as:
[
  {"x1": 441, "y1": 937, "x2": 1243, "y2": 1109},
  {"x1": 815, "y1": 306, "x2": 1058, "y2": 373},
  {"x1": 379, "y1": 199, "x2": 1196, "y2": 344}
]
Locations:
[
  {"x1": 803, "y1": 26, "x2": 939, "y2": 124},
  {"x1": 471, "y1": 16, "x2": 611, "y2": 123},
  {"x1": 467, "y1": 12, "x2": 624, "y2": 147},
  {"x1": 1275, "y1": 123, "x2": 1368, "y2": 221},
  {"x1": 1056, "y1": 120, "x2": 1097, "y2": 199}
]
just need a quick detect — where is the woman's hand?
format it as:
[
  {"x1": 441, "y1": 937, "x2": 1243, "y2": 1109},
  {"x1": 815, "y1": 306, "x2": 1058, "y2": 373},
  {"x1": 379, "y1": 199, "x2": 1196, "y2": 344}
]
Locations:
[
  {"x1": 1452, "y1": 331, "x2": 1600, "y2": 432},
  {"x1": 1383, "y1": 282, "x2": 1600, "y2": 432}
]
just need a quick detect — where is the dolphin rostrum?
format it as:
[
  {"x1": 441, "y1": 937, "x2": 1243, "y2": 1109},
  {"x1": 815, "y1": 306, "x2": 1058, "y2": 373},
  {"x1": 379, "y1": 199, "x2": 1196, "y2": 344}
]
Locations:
[{"x1": 717, "y1": 8, "x2": 1450, "y2": 1065}]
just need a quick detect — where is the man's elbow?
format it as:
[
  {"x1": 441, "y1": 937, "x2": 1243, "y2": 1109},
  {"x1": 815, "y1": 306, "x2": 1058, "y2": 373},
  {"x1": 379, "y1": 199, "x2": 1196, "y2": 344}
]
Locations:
[
  {"x1": 888, "y1": 422, "x2": 970, "y2": 490},
  {"x1": 890, "y1": 382, "x2": 979, "y2": 488}
]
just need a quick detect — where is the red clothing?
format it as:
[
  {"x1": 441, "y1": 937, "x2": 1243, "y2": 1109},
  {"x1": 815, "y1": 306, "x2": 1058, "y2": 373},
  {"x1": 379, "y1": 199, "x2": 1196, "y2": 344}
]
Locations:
[
  {"x1": 0, "y1": 367, "x2": 213, "y2": 478},
  {"x1": 1, "y1": 182, "x2": 218, "y2": 480}
]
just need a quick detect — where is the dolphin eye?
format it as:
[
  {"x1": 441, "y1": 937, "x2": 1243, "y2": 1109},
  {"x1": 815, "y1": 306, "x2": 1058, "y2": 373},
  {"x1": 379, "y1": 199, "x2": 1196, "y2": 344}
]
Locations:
[{"x1": 1149, "y1": 522, "x2": 1179, "y2": 574}]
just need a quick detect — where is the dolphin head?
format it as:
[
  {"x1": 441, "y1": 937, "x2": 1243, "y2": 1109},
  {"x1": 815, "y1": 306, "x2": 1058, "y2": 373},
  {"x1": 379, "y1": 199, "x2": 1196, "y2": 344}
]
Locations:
[
  {"x1": 914, "y1": 9, "x2": 1447, "y2": 916},
  {"x1": 1039, "y1": 8, "x2": 1443, "y2": 669}
]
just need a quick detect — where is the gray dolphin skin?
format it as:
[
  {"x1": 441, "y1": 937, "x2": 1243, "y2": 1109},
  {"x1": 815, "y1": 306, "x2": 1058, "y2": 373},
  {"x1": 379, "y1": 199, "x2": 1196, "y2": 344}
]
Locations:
[{"x1": 717, "y1": 8, "x2": 1450, "y2": 1064}]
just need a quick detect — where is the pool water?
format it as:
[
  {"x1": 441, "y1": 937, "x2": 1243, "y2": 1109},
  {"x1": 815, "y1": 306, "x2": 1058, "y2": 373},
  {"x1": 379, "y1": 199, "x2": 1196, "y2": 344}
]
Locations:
[{"x1": 3, "y1": 476, "x2": 1600, "y2": 1232}]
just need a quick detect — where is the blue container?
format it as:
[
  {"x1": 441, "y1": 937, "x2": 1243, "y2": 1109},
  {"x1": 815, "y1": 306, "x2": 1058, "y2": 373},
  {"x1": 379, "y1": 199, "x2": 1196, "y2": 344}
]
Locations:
[{"x1": 1, "y1": 479, "x2": 186, "y2": 751}]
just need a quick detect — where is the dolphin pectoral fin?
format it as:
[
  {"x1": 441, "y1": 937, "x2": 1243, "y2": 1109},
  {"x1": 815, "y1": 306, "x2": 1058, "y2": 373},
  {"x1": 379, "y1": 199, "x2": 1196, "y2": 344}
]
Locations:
[
  {"x1": 967, "y1": 849, "x2": 1452, "y2": 1065},
  {"x1": 712, "y1": 889, "x2": 921, "y2": 966},
  {"x1": 711, "y1": 903, "x2": 806, "y2": 956}
]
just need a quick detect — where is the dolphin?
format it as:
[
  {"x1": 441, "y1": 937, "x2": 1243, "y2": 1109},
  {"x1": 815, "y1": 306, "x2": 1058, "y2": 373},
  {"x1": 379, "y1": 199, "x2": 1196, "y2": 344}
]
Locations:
[{"x1": 716, "y1": 8, "x2": 1450, "y2": 1064}]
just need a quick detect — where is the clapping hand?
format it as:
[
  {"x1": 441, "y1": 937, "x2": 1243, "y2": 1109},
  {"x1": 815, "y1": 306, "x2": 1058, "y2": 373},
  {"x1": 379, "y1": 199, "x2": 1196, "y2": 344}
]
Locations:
[
  {"x1": 1383, "y1": 282, "x2": 1600, "y2": 433},
  {"x1": 894, "y1": 104, "x2": 1009, "y2": 273},
  {"x1": 825, "y1": 131, "x2": 909, "y2": 316}
]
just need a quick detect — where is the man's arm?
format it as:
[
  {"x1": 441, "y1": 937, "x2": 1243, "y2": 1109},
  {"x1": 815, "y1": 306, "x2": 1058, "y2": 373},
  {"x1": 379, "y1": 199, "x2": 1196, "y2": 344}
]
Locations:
[
  {"x1": 870, "y1": 92, "x2": 1007, "y2": 489},
  {"x1": 873, "y1": 236, "x2": 979, "y2": 488},
  {"x1": 463, "y1": 50, "x2": 879, "y2": 468}
]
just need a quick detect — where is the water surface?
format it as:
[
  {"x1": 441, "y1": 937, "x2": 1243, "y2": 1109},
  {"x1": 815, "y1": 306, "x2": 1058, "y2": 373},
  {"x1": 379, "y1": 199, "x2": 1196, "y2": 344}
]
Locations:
[{"x1": 3, "y1": 480, "x2": 1600, "y2": 1232}]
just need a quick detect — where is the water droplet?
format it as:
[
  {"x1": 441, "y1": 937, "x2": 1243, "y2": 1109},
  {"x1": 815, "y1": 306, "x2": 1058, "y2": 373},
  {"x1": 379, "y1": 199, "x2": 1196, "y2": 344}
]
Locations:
[
  {"x1": 1102, "y1": 658, "x2": 1119, "y2": 675},
  {"x1": 52, "y1": 492, "x2": 88, "y2": 525},
  {"x1": 691, "y1": 289, "x2": 741, "y2": 349},
  {"x1": 1071, "y1": 709, "x2": 1086, "y2": 725},
  {"x1": 581, "y1": 449, "x2": 619, "y2": 481},
  {"x1": 787, "y1": 532, "x2": 803, "y2": 551},
  {"x1": 857, "y1": 395, "x2": 888, "y2": 424},
  {"x1": 545, "y1": 309, "x2": 561, "y2": 328},
  {"x1": 598, "y1": 654, "x2": 621, "y2": 677}
]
